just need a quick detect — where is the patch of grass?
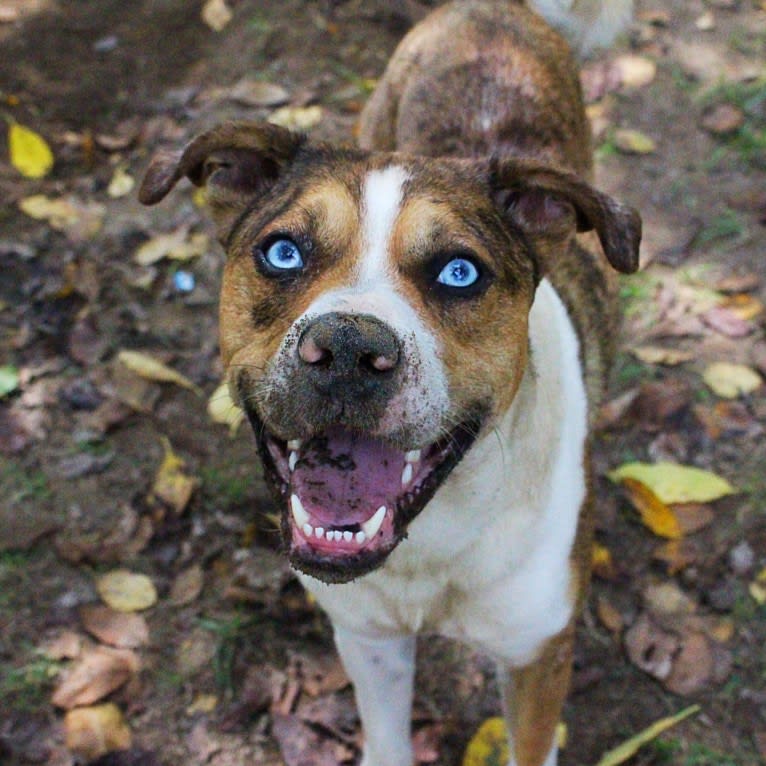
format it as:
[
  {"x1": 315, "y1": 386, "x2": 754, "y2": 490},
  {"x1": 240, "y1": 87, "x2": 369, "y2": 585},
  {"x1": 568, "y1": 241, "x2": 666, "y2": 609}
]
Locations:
[
  {"x1": 0, "y1": 461, "x2": 51, "y2": 509},
  {"x1": 199, "y1": 463, "x2": 256, "y2": 510},
  {"x1": 248, "y1": 13, "x2": 272, "y2": 34},
  {"x1": 199, "y1": 613, "x2": 257, "y2": 696},
  {"x1": 613, "y1": 354, "x2": 650, "y2": 388},
  {"x1": 669, "y1": 63, "x2": 699, "y2": 95},
  {"x1": 0, "y1": 654, "x2": 62, "y2": 712},
  {"x1": 595, "y1": 133, "x2": 619, "y2": 160},
  {"x1": 695, "y1": 210, "x2": 745, "y2": 248},
  {"x1": 683, "y1": 743, "x2": 740, "y2": 766},
  {"x1": 646, "y1": 737, "x2": 682, "y2": 764}
]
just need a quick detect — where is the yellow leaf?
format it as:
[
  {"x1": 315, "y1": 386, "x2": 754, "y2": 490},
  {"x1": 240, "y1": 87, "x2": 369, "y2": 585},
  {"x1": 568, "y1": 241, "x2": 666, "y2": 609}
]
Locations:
[
  {"x1": 629, "y1": 346, "x2": 693, "y2": 366},
  {"x1": 608, "y1": 462, "x2": 735, "y2": 504},
  {"x1": 64, "y1": 703, "x2": 132, "y2": 760},
  {"x1": 187, "y1": 694, "x2": 218, "y2": 715},
  {"x1": 96, "y1": 570, "x2": 157, "y2": 612},
  {"x1": 750, "y1": 567, "x2": 766, "y2": 605},
  {"x1": 117, "y1": 350, "x2": 201, "y2": 395},
  {"x1": 613, "y1": 128, "x2": 656, "y2": 155},
  {"x1": 269, "y1": 105, "x2": 323, "y2": 131},
  {"x1": 207, "y1": 381, "x2": 245, "y2": 435},
  {"x1": 591, "y1": 542, "x2": 617, "y2": 579},
  {"x1": 107, "y1": 165, "x2": 135, "y2": 199},
  {"x1": 703, "y1": 362, "x2": 762, "y2": 399},
  {"x1": 202, "y1": 0, "x2": 232, "y2": 31},
  {"x1": 462, "y1": 717, "x2": 509, "y2": 766},
  {"x1": 134, "y1": 228, "x2": 208, "y2": 265},
  {"x1": 151, "y1": 436, "x2": 200, "y2": 514},
  {"x1": 614, "y1": 55, "x2": 657, "y2": 88},
  {"x1": 621, "y1": 478, "x2": 683, "y2": 539},
  {"x1": 595, "y1": 705, "x2": 700, "y2": 766},
  {"x1": 18, "y1": 194, "x2": 104, "y2": 240},
  {"x1": 9, "y1": 122, "x2": 54, "y2": 178}
]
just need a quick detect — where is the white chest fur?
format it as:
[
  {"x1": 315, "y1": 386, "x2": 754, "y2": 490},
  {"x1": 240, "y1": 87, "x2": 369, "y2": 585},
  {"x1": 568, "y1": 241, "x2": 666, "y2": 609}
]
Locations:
[{"x1": 300, "y1": 279, "x2": 588, "y2": 667}]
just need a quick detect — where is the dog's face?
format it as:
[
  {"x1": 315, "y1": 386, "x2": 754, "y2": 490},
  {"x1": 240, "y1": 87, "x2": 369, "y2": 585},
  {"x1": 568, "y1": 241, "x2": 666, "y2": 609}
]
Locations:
[{"x1": 140, "y1": 122, "x2": 639, "y2": 583}]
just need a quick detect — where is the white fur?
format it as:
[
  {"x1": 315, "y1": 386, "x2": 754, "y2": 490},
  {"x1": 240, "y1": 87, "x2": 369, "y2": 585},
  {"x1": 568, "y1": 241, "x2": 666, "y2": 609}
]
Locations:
[
  {"x1": 528, "y1": 0, "x2": 633, "y2": 55},
  {"x1": 300, "y1": 279, "x2": 588, "y2": 766}
]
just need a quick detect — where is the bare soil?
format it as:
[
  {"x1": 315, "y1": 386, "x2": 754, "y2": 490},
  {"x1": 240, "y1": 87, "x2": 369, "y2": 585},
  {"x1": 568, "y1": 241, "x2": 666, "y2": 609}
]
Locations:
[{"x1": 1, "y1": 1, "x2": 765, "y2": 765}]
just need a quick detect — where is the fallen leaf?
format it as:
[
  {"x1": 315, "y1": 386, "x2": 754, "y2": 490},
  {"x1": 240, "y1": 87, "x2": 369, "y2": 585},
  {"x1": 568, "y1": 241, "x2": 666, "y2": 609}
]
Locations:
[
  {"x1": 96, "y1": 569, "x2": 158, "y2": 612},
  {"x1": 703, "y1": 362, "x2": 762, "y2": 398},
  {"x1": 413, "y1": 723, "x2": 443, "y2": 763},
  {"x1": 18, "y1": 195, "x2": 105, "y2": 241},
  {"x1": 695, "y1": 10, "x2": 716, "y2": 30},
  {"x1": 613, "y1": 128, "x2": 656, "y2": 154},
  {"x1": 652, "y1": 539, "x2": 699, "y2": 574},
  {"x1": 462, "y1": 717, "x2": 509, "y2": 766},
  {"x1": 201, "y1": 0, "x2": 232, "y2": 31},
  {"x1": 722, "y1": 293, "x2": 763, "y2": 320},
  {"x1": 134, "y1": 228, "x2": 208, "y2": 265},
  {"x1": 608, "y1": 462, "x2": 736, "y2": 504},
  {"x1": 0, "y1": 364, "x2": 20, "y2": 397},
  {"x1": 701, "y1": 306, "x2": 754, "y2": 337},
  {"x1": 644, "y1": 582, "x2": 697, "y2": 617},
  {"x1": 64, "y1": 703, "x2": 132, "y2": 760},
  {"x1": 595, "y1": 705, "x2": 700, "y2": 766},
  {"x1": 701, "y1": 103, "x2": 745, "y2": 135},
  {"x1": 52, "y1": 645, "x2": 139, "y2": 708},
  {"x1": 629, "y1": 346, "x2": 693, "y2": 366},
  {"x1": 207, "y1": 381, "x2": 244, "y2": 435},
  {"x1": 269, "y1": 105, "x2": 323, "y2": 131},
  {"x1": 624, "y1": 613, "x2": 678, "y2": 681},
  {"x1": 664, "y1": 632, "x2": 714, "y2": 695},
  {"x1": 169, "y1": 564, "x2": 204, "y2": 606},
  {"x1": 272, "y1": 713, "x2": 353, "y2": 766},
  {"x1": 621, "y1": 478, "x2": 683, "y2": 539},
  {"x1": 187, "y1": 694, "x2": 218, "y2": 715},
  {"x1": 614, "y1": 55, "x2": 657, "y2": 88},
  {"x1": 750, "y1": 567, "x2": 766, "y2": 605},
  {"x1": 227, "y1": 79, "x2": 290, "y2": 107},
  {"x1": 150, "y1": 437, "x2": 200, "y2": 514},
  {"x1": 80, "y1": 604, "x2": 149, "y2": 649},
  {"x1": 8, "y1": 122, "x2": 54, "y2": 178},
  {"x1": 117, "y1": 350, "x2": 201, "y2": 394},
  {"x1": 591, "y1": 542, "x2": 618, "y2": 580},
  {"x1": 107, "y1": 165, "x2": 136, "y2": 199},
  {"x1": 40, "y1": 631, "x2": 83, "y2": 661},
  {"x1": 596, "y1": 595, "x2": 624, "y2": 634},
  {"x1": 673, "y1": 503, "x2": 715, "y2": 534},
  {"x1": 290, "y1": 649, "x2": 350, "y2": 697}
]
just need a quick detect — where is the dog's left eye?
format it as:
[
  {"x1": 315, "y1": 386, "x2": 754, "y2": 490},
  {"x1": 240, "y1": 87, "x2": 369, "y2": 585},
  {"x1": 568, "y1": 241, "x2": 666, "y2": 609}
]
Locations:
[
  {"x1": 263, "y1": 238, "x2": 304, "y2": 271},
  {"x1": 436, "y1": 257, "x2": 480, "y2": 288}
]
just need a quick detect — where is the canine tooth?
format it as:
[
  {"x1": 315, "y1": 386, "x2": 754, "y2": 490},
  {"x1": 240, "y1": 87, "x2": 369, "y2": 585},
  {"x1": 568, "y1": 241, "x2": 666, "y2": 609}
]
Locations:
[
  {"x1": 343, "y1": 530, "x2": 353, "y2": 542},
  {"x1": 302, "y1": 523, "x2": 313, "y2": 537},
  {"x1": 401, "y1": 463, "x2": 413, "y2": 486},
  {"x1": 355, "y1": 531, "x2": 366, "y2": 544},
  {"x1": 405, "y1": 449, "x2": 421, "y2": 463},
  {"x1": 287, "y1": 439, "x2": 302, "y2": 451},
  {"x1": 361, "y1": 506, "x2": 387, "y2": 539},
  {"x1": 289, "y1": 451, "x2": 298, "y2": 471},
  {"x1": 315, "y1": 527, "x2": 324, "y2": 538},
  {"x1": 291, "y1": 494, "x2": 309, "y2": 527}
]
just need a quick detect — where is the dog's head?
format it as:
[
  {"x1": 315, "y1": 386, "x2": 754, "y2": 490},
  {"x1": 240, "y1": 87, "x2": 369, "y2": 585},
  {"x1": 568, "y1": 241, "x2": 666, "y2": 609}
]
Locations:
[{"x1": 140, "y1": 121, "x2": 640, "y2": 583}]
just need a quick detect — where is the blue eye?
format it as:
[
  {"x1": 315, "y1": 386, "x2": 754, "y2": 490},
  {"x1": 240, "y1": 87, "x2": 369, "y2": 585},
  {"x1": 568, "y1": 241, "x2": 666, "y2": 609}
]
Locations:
[
  {"x1": 436, "y1": 257, "x2": 480, "y2": 288},
  {"x1": 263, "y1": 238, "x2": 304, "y2": 271}
]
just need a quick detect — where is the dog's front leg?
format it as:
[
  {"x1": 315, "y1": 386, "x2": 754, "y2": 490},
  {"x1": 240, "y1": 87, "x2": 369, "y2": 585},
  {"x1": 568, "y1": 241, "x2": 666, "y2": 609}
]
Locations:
[
  {"x1": 498, "y1": 623, "x2": 575, "y2": 766},
  {"x1": 334, "y1": 627, "x2": 416, "y2": 766}
]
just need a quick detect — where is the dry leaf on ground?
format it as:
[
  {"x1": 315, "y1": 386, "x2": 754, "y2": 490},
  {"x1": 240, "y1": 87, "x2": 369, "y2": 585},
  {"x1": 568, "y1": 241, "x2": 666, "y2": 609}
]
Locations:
[
  {"x1": 591, "y1": 542, "x2": 618, "y2": 580},
  {"x1": 269, "y1": 105, "x2": 323, "y2": 130},
  {"x1": 202, "y1": 0, "x2": 232, "y2": 31},
  {"x1": 133, "y1": 228, "x2": 208, "y2": 265},
  {"x1": 462, "y1": 717, "x2": 509, "y2": 766},
  {"x1": 107, "y1": 166, "x2": 136, "y2": 198},
  {"x1": 8, "y1": 122, "x2": 54, "y2": 178},
  {"x1": 64, "y1": 703, "x2": 132, "y2": 760},
  {"x1": 96, "y1": 569, "x2": 158, "y2": 612},
  {"x1": 19, "y1": 194, "x2": 105, "y2": 241},
  {"x1": 613, "y1": 55, "x2": 657, "y2": 88},
  {"x1": 272, "y1": 713, "x2": 354, "y2": 766},
  {"x1": 80, "y1": 604, "x2": 149, "y2": 649},
  {"x1": 703, "y1": 362, "x2": 762, "y2": 398},
  {"x1": 52, "y1": 645, "x2": 139, "y2": 708},
  {"x1": 621, "y1": 477, "x2": 683, "y2": 539},
  {"x1": 116, "y1": 350, "x2": 201, "y2": 394},
  {"x1": 608, "y1": 461, "x2": 736, "y2": 504},
  {"x1": 169, "y1": 564, "x2": 204, "y2": 606},
  {"x1": 207, "y1": 381, "x2": 245, "y2": 435},
  {"x1": 150, "y1": 437, "x2": 200, "y2": 514},
  {"x1": 629, "y1": 346, "x2": 693, "y2": 366},
  {"x1": 613, "y1": 128, "x2": 656, "y2": 154}
]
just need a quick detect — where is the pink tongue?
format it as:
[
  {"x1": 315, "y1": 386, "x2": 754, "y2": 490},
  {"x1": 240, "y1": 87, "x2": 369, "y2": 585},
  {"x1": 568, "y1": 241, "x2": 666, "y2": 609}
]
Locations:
[{"x1": 291, "y1": 427, "x2": 404, "y2": 526}]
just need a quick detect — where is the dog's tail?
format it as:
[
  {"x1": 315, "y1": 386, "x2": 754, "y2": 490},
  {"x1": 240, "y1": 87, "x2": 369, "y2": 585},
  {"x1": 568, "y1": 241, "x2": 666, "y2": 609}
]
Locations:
[{"x1": 527, "y1": 0, "x2": 633, "y2": 55}]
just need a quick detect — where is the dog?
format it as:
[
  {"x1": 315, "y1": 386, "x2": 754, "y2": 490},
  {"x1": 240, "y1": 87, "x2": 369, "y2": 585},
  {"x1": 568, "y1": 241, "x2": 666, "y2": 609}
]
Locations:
[{"x1": 139, "y1": 1, "x2": 639, "y2": 763}]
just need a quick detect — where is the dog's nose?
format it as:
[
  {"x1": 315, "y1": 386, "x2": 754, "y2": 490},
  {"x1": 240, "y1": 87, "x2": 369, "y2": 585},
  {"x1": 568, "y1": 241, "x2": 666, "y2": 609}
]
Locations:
[{"x1": 298, "y1": 313, "x2": 401, "y2": 393}]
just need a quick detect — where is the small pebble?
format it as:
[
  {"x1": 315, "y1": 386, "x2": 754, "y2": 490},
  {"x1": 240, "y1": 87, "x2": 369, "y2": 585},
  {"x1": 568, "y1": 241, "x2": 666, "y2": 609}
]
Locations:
[
  {"x1": 173, "y1": 270, "x2": 196, "y2": 293},
  {"x1": 729, "y1": 540, "x2": 755, "y2": 575}
]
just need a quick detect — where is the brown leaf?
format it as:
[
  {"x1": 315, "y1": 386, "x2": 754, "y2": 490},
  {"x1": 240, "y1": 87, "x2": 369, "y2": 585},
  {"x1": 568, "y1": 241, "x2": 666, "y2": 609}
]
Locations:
[
  {"x1": 219, "y1": 664, "x2": 284, "y2": 732},
  {"x1": 290, "y1": 649, "x2": 350, "y2": 697},
  {"x1": 413, "y1": 723, "x2": 443, "y2": 764},
  {"x1": 644, "y1": 582, "x2": 697, "y2": 618},
  {"x1": 169, "y1": 564, "x2": 204, "y2": 606},
  {"x1": 715, "y1": 273, "x2": 761, "y2": 293},
  {"x1": 673, "y1": 503, "x2": 715, "y2": 535},
  {"x1": 622, "y1": 478, "x2": 683, "y2": 539},
  {"x1": 64, "y1": 703, "x2": 132, "y2": 760},
  {"x1": 596, "y1": 595, "x2": 624, "y2": 634},
  {"x1": 296, "y1": 693, "x2": 360, "y2": 746},
  {"x1": 52, "y1": 645, "x2": 139, "y2": 709},
  {"x1": 40, "y1": 631, "x2": 83, "y2": 661},
  {"x1": 664, "y1": 632, "x2": 714, "y2": 696},
  {"x1": 272, "y1": 713, "x2": 354, "y2": 766},
  {"x1": 701, "y1": 306, "x2": 754, "y2": 337},
  {"x1": 701, "y1": 103, "x2": 745, "y2": 135},
  {"x1": 652, "y1": 539, "x2": 699, "y2": 574},
  {"x1": 629, "y1": 380, "x2": 692, "y2": 427},
  {"x1": 596, "y1": 388, "x2": 640, "y2": 429},
  {"x1": 624, "y1": 612, "x2": 678, "y2": 681},
  {"x1": 80, "y1": 604, "x2": 149, "y2": 649}
]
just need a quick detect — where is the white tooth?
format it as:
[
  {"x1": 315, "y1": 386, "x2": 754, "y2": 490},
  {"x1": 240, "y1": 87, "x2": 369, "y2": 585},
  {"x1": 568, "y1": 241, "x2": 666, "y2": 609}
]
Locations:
[
  {"x1": 405, "y1": 449, "x2": 421, "y2": 463},
  {"x1": 289, "y1": 451, "x2": 298, "y2": 471},
  {"x1": 315, "y1": 527, "x2": 324, "y2": 538},
  {"x1": 302, "y1": 523, "x2": 314, "y2": 537},
  {"x1": 343, "y1": 530, "x2": 353, "y2": 542},
  {"x1": 287, "y1": 439, "x2": 302, "y2": 451},
  {"x1": 355, "y1": 531, "x2": 366, "y2": 544},
  {"x1": 291, "y1": 494, "x2": 309, "y2": 527},
  {"x1": 325, "y1": 530, "x2": 334, "y2": 541},
  {"x1": 401, "y1": 463, "x2": 413, "y2": 486},
  {"x1": 334, "y1": 530, "x2": 343, "y2": 541},
  {"x1": 361, "y1": 506, "x2": 387, "y2": 539}
]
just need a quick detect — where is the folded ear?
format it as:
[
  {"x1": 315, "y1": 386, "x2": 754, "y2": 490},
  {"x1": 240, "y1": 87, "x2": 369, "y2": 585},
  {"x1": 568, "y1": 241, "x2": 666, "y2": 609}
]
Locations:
[
  {"x1": 138, "y1": 121, "x2": 306, "y2": 242},
  {"x1": 489, "y1": 158, "x2": 641, "y2": 274}
]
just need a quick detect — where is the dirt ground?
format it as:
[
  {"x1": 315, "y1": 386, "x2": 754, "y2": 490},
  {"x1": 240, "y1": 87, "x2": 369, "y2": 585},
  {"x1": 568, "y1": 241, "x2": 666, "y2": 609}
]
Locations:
[{"x1": 1, "y1": 1, "x2": 765, "y2": 765}]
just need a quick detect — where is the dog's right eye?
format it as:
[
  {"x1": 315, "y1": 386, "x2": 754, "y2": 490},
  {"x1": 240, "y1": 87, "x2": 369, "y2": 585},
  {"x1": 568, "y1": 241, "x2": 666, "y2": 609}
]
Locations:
[{"x1": 260, "y1": 238, "x2": 304, "y2": 271}]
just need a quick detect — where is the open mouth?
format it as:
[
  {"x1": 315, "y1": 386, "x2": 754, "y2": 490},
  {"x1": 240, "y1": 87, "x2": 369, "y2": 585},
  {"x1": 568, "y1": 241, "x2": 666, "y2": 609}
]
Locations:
[{"x1": 247, "y1": 413, "x2": 485, "y2": 583}]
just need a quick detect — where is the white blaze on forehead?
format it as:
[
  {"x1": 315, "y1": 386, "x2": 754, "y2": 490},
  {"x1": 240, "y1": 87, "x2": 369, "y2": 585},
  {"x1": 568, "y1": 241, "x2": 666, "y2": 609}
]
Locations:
[{"x1": 358, "y1": 165, "x2": 409, "y2": 284}]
